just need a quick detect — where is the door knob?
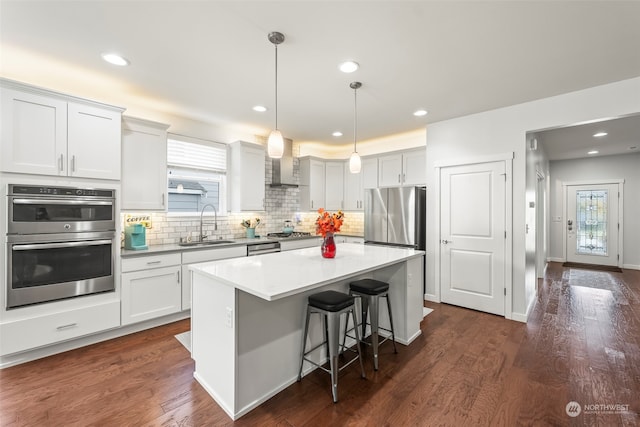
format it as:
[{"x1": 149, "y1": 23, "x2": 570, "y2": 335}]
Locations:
[{"x1": 441, "y1": 239, "x2": 453, "y2": 244}]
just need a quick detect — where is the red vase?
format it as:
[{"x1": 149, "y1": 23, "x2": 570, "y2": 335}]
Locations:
[{"x1": 321, "y1": 232, "x2": 336, "y2": 258}]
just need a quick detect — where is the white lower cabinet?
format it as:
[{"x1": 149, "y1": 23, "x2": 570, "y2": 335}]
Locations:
[
  {"x1": 279, "y1": 237, "x2": 322, "y2": 251},
  {"x1": 181, "y1": 246, "x2": 247, "y2": 310},
  {"x1": 335, "y1": 235, "x2": 364, "y2": 244},
  {"x1": 0, "y1": 301, "x2": 120, "y2": 356},
  {"x1": 121, "y1": 253, "x2": 182, "y2": 325}
]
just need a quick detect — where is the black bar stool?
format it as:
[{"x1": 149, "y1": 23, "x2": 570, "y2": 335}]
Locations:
[
  {"x1": 344, "y1": 278, "x2": 397, "y2": 370},
  {"x1": 298, "y1": 290, "x2": 366, "y2": 402}
]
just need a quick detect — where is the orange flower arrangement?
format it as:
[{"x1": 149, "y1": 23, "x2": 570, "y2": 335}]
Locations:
[{"x1": 315, "y1": 208, "x2": 344, "y2": 237}]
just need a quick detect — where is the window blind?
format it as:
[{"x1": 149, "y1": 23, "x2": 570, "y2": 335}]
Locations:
[{"x1": 167, "y1": 137, "x2": 226, "y2": 173}]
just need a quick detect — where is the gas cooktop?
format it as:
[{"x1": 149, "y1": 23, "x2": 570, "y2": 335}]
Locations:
[{"x1": 266, "y1": 232, "x2": 312, "y2": 239}]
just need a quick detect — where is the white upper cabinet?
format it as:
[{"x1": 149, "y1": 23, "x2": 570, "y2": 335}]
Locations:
[
  {"x1": 121, "y1": 117, "x2": 170, "y2": 211},
  {"x1": 324, "y1": 161, "x2": 344, "y2": 211},
  {"x1": 0, "y1": 80, "x2": 124, "y2": 179},
  {"x1": 402, "y1": 148, "x2": 426, "y2": 185},
  {"x1": 378, "y1": 153, "x2": 404, "y2": 187},
  {"x1": 362, "y1": 157, "x2": 378, "y2": 189},
  {"x1": 228, "y1": 141, "x2": 265, "y2": 211},
  {"x1": 343, "y1": 162, "x2": 363, "y2": 211},
  {"x1": 378, "y1": 148, "x2": 426, "y2": 187},
  {"x1": 299, "y1": 157, "x2": 325, "y2": 211},
  {"x1": 67, "y1": 102, "x2": 122, "y2": 179}
]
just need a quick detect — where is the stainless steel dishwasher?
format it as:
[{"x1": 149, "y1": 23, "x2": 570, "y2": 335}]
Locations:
[{"x1": 246, "y1": 241, "x2": 281, "y2": 256}]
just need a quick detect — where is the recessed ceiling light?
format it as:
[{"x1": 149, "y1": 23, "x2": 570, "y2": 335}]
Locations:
[
  {"x1": 332, "y1": 131, "x2": 343, "y2": 137},
  {"x1": 413, "y1": 109, "x2": 428, "y2": 117},
  {"x1": 339, "y1": 61, "x2": 359, "y2": 73},
  {"x1": 253, "y1": 105, "x2": 267, "y2": 112},
  {"x1": 588, "y1": 150, "x2": 599, "y2": 155},
  {"x1": 593, "y1": 132, "x2": 608, "y2": 137},
  {"x1": 101, "y1": 53, "x2": 129, "y2": 66}
]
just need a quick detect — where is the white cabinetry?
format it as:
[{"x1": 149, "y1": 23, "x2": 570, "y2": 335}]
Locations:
[
  {"x1": 121, "y1": 117, "x2": 170, "y2": 210},
  {"x1": 228, "y1": 141, "x2": 265, "y2": 211},
  {"x1": 299, "y1": 157, "x2": 325, "y2": 211},
  {"x1": 378, "y1": 148, "x2": 426, "y2": 187},
  {"x1": 181, "y1": 245, "x2": 247, "y2": 310},
  {"x1": 325, "y1": 161, "x2": 345, "y2": 211},
  {"x1": 279, "y1": 237, "x2": 322, "y2": 251},
  {"x1": 0, "y1": 80, "x2": 123, "y2": 179},
  {"x1": 344, "y1": 162, "x2": 363, "y2": 211},
  {"x1": 362, "y1": 157, "x2": 378, "y2": 189},
  {"x1": 0, "y1": 301, "x2": 120, "y2": 356},
  {"x1": 121, "y1": 253, "x2": 182, "y2": 325},
  {"x1": 335, "y1": 235, "x2": 365, "y2": 244}
]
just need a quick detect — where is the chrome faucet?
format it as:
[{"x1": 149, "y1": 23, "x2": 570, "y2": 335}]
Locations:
[{"x1": 199, "y1": 203, "x2": 218, "y2": 241}]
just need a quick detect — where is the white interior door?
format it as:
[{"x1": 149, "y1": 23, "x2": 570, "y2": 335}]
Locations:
[
  {"x1": 566, "y1": 183, "x2": 619, "y2": 266},
  {"x1": 440, "y1": 161, "x2": 506, "y2": 316}
]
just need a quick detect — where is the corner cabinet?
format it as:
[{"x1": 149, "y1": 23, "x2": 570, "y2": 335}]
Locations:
[
  {"x1": 0, "y1": 79, "x2": 124, "y2": 179},
  {"x1": 299, "y1": 157, "x2": 325, "y2": 211},
  {"x1": 121, "y1": 117, "x2": 170, "y2": 210},
  {"x1": 362, "y1": 157, "x2": 378, "y2": 189},
  {"x1": 378, "y1": 148, "x2": 426, "y2": 187},
  {"x1": 121, "y1": 253, "x2": 182, "y2": 325},
  {"x1": 228, "y1": 141, "x2": 265, "y2": 211},
  {"x1": 325, "y1": 161, "x2": 345, "y2": 211},
  {"x1": 344, "y1": 162, "x2": 363, "y2": 211}
]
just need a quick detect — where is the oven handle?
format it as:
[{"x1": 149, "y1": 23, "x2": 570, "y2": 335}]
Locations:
[
  {"x1": 12, "y1": 198, "x2": 113, "y2": 205},
  {"x1": 12, "y1": 240, "x2": 113, "y2": 251}
]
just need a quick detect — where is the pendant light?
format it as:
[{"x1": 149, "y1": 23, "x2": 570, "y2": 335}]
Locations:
[
  {"x1": 349, "y1": 81, "x2": 362, "y2": 173},
  {"x1": 267, "y1": 31, "x2": 285, "y2": 158}
]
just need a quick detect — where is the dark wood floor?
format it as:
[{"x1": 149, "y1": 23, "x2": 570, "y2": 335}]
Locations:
[{"x1": 1, "y1": 262, "x2": 639, "y2": 426}]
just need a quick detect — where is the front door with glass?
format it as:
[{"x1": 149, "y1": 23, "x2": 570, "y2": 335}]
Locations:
[{"x1": 566, "y1": 183, "x2": 620, "y2": 266}]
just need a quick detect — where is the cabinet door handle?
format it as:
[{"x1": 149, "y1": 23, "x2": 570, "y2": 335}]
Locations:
[
  {"x1": 59, "y1": 154, "x2": 64, "y2": 172},
  {"x1": 403, "y1": 173, "x2": 406, "y2": 183},
  {"x1": 162, "y1": 193, "x2": 165, "y2": 207},
  {"x1": 311, "y1": 200, "x2": 314, "y2": 209},
  {"x1": 146, "y1": 260, "x2": 162, "y2": 265},
  {"x1": 177, "y1": 271, "x2": 180, "y2": 283},
  {"x1": 56, "y1": 323, "x2": 78, "y2": 331},
  {"x1": 71, "y1": 155, "x2": 76, "y2": 173},
  {"x1": 398, "y1": 174, "x2": 401, "y2": 183}
]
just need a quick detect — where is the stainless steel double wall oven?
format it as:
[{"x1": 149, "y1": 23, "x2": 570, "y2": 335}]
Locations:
[{"x1": 6, "y1": 184, "x2": 116, "y2": 308}]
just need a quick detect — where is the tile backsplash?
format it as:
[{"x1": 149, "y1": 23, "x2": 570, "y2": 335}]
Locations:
[{"x1": 122, "y1": 150, "x2": 364, "y2": 246}]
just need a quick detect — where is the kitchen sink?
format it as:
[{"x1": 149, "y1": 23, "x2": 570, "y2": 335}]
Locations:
[{"x1": 178, "y1": 240, "x2": 235, "y2": 247}]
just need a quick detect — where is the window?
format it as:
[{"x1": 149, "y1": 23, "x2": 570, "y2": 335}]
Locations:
[{"x1": 167, "y1": 135, "x2": 227, "y2": 214}]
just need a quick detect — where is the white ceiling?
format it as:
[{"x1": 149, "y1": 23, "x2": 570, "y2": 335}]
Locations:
[
  {"x1": 1, "y1": 1, "x2": 640, "y2": 153},
  {"x1": 533, "y1": 114, "x2": 640, "y2": 161}
]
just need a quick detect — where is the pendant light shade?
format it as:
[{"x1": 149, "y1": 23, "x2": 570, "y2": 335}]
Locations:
[
  {"x1": 267, "y1": 31, "x2": 285, "y2": 159},
  {"x1": 267, "y1": 129, "x2": 284, "y2": 158},
  {"x1": 349, "y1": 81, "x2": 362, "y2": 174}
]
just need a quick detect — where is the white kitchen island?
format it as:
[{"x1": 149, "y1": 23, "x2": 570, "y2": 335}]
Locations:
[{"x1": 189, "y1": 243, "x2": 425, "y2": 420}]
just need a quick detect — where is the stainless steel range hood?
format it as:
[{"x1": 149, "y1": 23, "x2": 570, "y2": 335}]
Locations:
[{"x1": 270, "y1": 138, "x2": 298, "y2": 187}]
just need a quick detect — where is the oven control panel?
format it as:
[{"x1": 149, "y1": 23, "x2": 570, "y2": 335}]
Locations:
[{"x1": 9, "y1": 185, "x2": 115, "y2": 198}]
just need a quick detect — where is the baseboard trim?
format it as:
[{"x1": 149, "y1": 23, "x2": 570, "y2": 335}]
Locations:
[
  {"x1": 623, "y1": 264, "x2": 640, "y2": 270},
  {"x1": 547, "y1": 257, "x2": 565, "y2": 263},
  {"x1": 424, "y1": 293, "x2": 439, "y2": 302}
]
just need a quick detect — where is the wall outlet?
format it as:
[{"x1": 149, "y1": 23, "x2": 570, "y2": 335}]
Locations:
[{"x1": 225, "y1": 307, "x2": 233, "y2": 328}]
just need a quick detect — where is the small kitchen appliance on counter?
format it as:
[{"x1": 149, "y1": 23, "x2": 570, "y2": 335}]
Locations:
[{"x1": 124, "y1": 224, "x2": 148, "y2": 250}]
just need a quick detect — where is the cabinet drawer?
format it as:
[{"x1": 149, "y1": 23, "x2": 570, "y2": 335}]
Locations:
[
  {"x1": 182, "y1": 245, "x2": 247, "y2": 264},
  {"x1": 122, "y1": 253, "x2": 181, "y2": 272},
  {"x1": 0, "y1": 301, "x2": 120, "y2": 356}
]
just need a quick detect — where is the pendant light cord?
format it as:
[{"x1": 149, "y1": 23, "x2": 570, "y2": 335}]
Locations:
[
  {"x1": 353, "y1": 85, "x2": 358, "y2": 153},
  {"x1": 274, "y1": 43, "x2": 278, "y2": 130}
]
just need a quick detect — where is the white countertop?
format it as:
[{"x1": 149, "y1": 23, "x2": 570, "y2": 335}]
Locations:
[{"x1": 189, "y1": 243, "x2": 424, "y2": 301}]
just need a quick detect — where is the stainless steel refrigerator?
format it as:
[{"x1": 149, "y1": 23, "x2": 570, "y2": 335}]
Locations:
[{"x1": 364, "y1": 186, "x2": 426, "y2": 250}]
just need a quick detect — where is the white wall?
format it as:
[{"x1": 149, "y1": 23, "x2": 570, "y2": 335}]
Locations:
[
  {"x1": 549, "y1": 152, "x2": 640, "y2": 269},
  {"x1": 425, "y1": 77, "x2": 640, "y2": 321}
]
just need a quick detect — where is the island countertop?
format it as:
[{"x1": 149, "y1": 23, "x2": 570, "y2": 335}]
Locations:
[{"x1": 189, "y1": 243, "x2": 424, "y2": 301}]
